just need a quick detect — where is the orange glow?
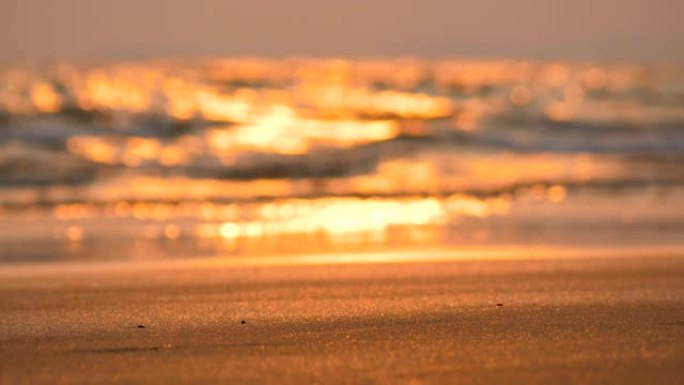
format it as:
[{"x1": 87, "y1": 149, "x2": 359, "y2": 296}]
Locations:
[
  {"x1": 66, "y1": 136, "x2": 120, "y2": 164},
  {"x1": 196, "y1": 89, "x2": 252, "y2": 123},
  {"x1": 66, "y1": 226, "x2": 84, "y2": 242},
  {"x1": 207, "y1": 106, "x2": 399, "y2": 155},
  {"x1": 30, "y1": 82, "x2": 62, "y2": 113},
  {"x1": 219, "y1": 223, "x2": 240, "y2": 239},
  {"x1": 124, "y1": 137, "x2": 161, "y2": 165},
  {"x1": 164, "y1": 224, "x2": 181, "y2": 239},
  {"x1": 80, "y1": 70, "x2": 153, "y2": 112},
  {"x1": 159, "y1": 195, "x2": 510, "y2": 242},
  {"x1": 53, "y1": 203, "x2": 95, "y2": 219},
  {"x1": 582, "y1": 67, "x2": 608, "y2": 89},
  {"x1": 547, "y1": 185, "x2": 567, "y2": 203}
]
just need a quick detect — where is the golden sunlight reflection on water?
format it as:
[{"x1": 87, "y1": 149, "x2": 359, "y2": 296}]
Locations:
[
  {"x1": 1, "y1": 58, "x2": 683, "y2": 263},
  {"x1": 0, "y1": 184, "x2": 683, "y2": 264}
]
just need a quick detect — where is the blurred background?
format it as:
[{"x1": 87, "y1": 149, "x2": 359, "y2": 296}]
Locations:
[{"x1": 0, "y1": 0, "x2": 683, "y2": 262}]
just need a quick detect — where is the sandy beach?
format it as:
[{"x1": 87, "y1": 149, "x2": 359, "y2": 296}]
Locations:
[{"x1": 1, "y1": 251, "x2": 683, "y2": 385}]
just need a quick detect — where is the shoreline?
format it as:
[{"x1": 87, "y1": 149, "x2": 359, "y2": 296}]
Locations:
[{"x1": 2, "y1": 243, "x2": 684, "y2": 274}]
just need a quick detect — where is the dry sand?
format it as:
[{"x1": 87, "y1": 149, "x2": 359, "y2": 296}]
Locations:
[{"x1": 1, "y1": 251, "x2": 683, "y2": 384}]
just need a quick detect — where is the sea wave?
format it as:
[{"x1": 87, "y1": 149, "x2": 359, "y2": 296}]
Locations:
[{"x1": 0, "y1": 58, "x2": 683, "y2": 260}]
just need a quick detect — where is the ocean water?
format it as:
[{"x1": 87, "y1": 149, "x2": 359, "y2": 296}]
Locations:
[{"x1": 0, "y1": 58, "x2": 683, "y2": 262}]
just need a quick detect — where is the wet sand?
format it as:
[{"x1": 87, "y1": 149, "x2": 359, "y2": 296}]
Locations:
[{"x1": 1, "y1": 252, "x2": 683, "y2": 384}]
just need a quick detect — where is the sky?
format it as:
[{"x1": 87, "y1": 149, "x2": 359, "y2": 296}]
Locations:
[{"x1": 1, "y1": 0, "x2": 682, "y2": 62}]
